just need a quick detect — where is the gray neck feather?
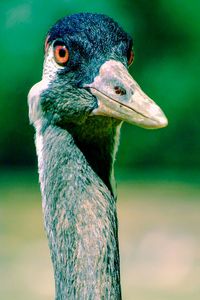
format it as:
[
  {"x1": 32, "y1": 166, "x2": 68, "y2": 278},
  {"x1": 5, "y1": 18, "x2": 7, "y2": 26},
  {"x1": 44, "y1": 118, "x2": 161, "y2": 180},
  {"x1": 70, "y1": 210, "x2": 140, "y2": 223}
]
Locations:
[{"x1": 35, "y1": 121, "x2": 121, "y2": 299}]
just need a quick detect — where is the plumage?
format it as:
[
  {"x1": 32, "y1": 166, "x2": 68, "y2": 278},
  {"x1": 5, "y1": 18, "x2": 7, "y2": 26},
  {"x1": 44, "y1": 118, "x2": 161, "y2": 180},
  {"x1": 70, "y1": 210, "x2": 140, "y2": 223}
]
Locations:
[{"x1": 28, "y1": 13, "x2": 167, "y2": 299}]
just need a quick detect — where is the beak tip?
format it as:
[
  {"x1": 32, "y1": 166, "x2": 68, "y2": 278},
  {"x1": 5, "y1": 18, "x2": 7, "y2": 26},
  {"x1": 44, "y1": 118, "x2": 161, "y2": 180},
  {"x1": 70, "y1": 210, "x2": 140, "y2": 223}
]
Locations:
[
  {"x1": 156, "y1": 115, "x2": 168, "y2": 128},
  {"x1": 144, "y1": 112, "x2": 168, "y2": 129}
]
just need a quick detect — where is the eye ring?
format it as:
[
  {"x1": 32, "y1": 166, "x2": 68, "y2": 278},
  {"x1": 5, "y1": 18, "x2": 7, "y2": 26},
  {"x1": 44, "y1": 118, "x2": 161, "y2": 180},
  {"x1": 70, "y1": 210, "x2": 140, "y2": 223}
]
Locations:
[
  {"x1": 128, "y1": 49, "x2": 134, "y2": 66},
  {"x1": 53, "y1": 41, "x2": 69, "y2": 66}
]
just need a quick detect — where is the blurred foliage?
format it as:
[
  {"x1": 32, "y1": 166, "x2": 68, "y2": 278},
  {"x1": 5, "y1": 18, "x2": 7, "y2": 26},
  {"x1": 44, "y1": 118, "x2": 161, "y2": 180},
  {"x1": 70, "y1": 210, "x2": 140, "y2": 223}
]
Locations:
[{"x1": 0, "y1": 0, "x2": 200, "y2": 169}]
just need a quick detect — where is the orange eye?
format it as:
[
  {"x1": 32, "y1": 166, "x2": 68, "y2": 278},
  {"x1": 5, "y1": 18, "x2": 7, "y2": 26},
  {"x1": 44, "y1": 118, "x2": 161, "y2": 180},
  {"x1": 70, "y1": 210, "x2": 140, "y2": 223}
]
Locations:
[
  {"x1": 128, "y1": 50, "x2": 134, "y2": 66},
  {"x1": 53, "y1": 42, "x2": 69, "y2": 66}
]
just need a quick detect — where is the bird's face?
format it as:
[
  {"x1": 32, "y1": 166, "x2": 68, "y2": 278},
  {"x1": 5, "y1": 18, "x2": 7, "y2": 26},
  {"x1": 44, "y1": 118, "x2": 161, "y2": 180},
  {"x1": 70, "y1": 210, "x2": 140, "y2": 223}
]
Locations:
[{"x1": 28, "y1": 13, "x2": 167, "y2": 129}]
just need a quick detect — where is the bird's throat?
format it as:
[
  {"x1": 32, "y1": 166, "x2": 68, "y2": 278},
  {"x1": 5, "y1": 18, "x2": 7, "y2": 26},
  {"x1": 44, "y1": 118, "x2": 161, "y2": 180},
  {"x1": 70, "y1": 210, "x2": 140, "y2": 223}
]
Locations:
[{"x1": 65, "y1": 116, "x2": 121, "y2": 196}]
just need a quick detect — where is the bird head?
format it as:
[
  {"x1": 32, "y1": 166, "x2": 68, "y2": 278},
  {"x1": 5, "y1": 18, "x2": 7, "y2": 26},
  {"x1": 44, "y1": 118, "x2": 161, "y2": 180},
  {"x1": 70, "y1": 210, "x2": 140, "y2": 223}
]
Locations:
[{"x1": 28, "y1": 13, "x2": 168, "y2": 129}]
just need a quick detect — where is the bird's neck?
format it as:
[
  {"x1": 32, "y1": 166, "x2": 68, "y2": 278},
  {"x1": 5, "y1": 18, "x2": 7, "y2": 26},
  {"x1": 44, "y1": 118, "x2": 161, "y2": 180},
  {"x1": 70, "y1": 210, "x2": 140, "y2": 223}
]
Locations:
[
  {"x1": 65, "y1": 116, "x2": 121, "y2": 196},
  {"x1": 35, "y1": 120, "x2": 122, "y2": 299}
]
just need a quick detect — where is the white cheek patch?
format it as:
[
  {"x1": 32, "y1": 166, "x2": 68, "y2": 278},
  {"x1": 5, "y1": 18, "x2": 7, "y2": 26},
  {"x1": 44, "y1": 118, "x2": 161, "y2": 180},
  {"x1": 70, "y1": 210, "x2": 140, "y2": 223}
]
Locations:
[
  {"x1": 28, "y1": 45, "x2": 61, "y2": 125},
  {"x1": 42, "y1": 44, "x2": 65, "y2": 81},
  {"x1": 28, "y1": 79, "x2": 49, "y2": 125}
]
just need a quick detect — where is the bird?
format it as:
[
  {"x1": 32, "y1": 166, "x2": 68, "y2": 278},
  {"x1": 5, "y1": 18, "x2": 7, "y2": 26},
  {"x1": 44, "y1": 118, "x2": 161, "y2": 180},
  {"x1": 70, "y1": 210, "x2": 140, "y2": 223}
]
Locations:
[{"x1": 28, "y1": 12, "x2": 167, "y2": 300}]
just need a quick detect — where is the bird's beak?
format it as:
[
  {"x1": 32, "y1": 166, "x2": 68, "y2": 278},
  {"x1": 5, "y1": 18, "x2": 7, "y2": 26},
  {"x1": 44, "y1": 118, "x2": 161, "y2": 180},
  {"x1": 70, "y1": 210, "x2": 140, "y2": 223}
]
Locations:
[{"x1": 85, "y1": 60, "x2": 168, "y2": 129}]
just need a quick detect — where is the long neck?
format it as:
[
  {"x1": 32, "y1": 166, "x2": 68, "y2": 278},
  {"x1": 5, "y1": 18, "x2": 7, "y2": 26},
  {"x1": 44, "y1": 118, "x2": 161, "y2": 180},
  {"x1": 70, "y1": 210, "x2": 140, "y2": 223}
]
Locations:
[{"x1": 35, "y1": 120, "x2": 121, "y2": 299}]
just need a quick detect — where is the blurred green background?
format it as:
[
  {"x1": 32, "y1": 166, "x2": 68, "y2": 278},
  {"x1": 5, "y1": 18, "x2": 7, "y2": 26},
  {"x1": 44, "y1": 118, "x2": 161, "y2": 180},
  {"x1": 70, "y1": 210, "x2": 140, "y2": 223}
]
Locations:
[{"x1": 1, "y1": 0, "x2": 200, "y2": 299}]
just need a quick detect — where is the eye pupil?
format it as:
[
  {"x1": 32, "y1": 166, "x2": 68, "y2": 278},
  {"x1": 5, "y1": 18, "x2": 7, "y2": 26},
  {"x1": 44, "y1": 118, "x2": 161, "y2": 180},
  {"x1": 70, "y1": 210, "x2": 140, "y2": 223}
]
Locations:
[{"x1": 59, "y1": 48, "x2": 66, "y2": 57}]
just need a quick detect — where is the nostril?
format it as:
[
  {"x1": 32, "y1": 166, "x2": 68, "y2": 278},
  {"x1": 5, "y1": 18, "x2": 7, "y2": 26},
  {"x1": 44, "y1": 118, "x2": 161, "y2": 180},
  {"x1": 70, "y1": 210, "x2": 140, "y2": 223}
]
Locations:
[{"x1": 114, "y1": 86, "x2": 126, "y2": 96}]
